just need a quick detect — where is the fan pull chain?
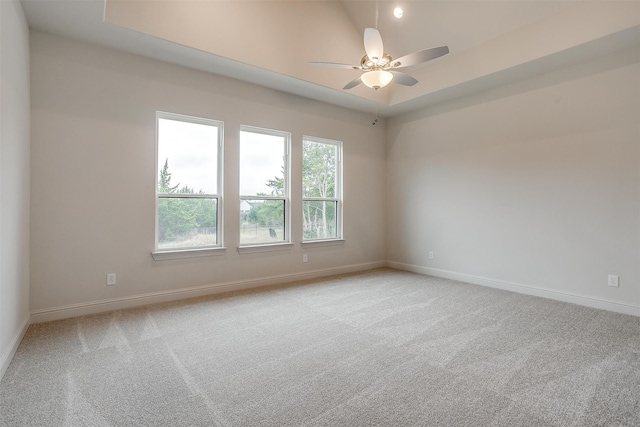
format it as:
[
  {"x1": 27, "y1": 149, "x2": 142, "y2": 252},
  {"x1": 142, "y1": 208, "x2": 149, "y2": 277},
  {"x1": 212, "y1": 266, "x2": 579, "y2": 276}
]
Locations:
[{"x1": 372, "y1": 93, "x2": 379, "y2": 126}]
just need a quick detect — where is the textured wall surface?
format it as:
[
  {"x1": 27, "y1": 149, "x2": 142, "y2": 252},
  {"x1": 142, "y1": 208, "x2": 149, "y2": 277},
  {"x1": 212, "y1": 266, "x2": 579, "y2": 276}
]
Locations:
[
  {"x1": 387, "y1": 46, "x2": 640, "y2": 312},
  {"x1": 29, "y1": 32, "x2": 387, "y2": 315},
  {"x1": 0, "y1": 0, "x2": 31, "y2": 377}
]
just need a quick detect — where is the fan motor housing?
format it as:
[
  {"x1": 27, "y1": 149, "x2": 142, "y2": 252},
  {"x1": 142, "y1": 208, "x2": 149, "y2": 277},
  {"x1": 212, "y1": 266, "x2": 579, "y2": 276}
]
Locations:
[{"x1": 361, "y1": 53, "x2": 392, "y2": 71}]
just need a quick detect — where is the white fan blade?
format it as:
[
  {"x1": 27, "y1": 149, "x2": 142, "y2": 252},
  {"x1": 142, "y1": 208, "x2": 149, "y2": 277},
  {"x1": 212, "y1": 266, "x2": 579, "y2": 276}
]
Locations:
[
  {"x1": 364, "y1": 28, "x2": 384, "y2": 61},
  {"x1": 343, "y1": 76, "x2": 362, "y2": 90},
  {"x1": 390, "y1": 71, "x2": 418, "y2": 86},
  {"x1": 309, "y1": 62, "x2": 362, "y2": 70},
  {"x1": 391, "y1": 46, "x2": 449, "y2": 69}
]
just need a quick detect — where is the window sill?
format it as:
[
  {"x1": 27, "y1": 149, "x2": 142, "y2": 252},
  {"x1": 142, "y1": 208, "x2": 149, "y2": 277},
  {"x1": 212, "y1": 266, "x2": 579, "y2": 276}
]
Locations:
[
  {"x1": 301, "y1": 239, "x2": 345, "y2": 248},
  {"x1": 237, "y1": 242, "x2": 294, "y2": 254},
  {"x1": 152, "y1": 247, "x2": 226, "y2": 261}
]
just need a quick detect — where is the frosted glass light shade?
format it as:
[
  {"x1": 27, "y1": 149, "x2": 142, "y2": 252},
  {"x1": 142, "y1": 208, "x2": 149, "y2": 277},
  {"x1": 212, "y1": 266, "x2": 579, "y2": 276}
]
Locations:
[{"x1": 361, "y1": 70, "x2": 393, "y2": 89}]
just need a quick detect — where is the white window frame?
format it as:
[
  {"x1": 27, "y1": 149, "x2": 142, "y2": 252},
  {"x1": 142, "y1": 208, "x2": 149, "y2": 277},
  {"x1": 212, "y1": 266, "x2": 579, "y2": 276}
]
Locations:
[
  {"x1": 302, "y1": 136, "x2": 343, "y2": 242},
  {"x1": 238, "y1": 125, "x2": 291, "y2": 250},
  {"x1": 152, "y1": 111, "x2": 224, "y2": 260}
]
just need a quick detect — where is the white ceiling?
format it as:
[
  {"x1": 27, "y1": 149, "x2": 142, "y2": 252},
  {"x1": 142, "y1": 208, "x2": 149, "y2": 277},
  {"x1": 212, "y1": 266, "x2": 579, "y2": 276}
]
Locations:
[{"x1": 20, "y1": 0, "x2": 640, "y2": 117}]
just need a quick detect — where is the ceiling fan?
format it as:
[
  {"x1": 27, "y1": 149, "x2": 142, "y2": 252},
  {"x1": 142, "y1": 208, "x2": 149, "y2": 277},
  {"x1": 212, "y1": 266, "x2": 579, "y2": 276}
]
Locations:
[{"x1": 310, "y1": 28, "x2": 449, "y2": 90}]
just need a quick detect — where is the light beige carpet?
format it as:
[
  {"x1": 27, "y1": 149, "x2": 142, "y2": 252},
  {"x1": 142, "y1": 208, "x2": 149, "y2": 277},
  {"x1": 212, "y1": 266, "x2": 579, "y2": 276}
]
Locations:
[{"x1": 1, "y1": 268, "x2": 639, "y2": 426}]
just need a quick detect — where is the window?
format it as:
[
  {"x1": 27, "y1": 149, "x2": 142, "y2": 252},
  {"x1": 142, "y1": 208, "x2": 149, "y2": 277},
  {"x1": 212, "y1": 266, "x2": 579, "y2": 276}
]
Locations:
[
  {"x1": 239, "y1": 126, "x2": 290, "y2": 246},
  {"x1": 155, "y1": 112, "x2": 223, "y2": 251},
  {"x1": 302, "y1": 136, "x2": 342, "y2": 241}
]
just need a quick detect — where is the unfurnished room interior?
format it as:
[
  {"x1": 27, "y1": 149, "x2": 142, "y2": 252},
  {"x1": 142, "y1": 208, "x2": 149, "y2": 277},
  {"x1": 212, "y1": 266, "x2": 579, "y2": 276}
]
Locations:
[{"x1": 1, "y1": 1, "x2": 639, "y2": 425}]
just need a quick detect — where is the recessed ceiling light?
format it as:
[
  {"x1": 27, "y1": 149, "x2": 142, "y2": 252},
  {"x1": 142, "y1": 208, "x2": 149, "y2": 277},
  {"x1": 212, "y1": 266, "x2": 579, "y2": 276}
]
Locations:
[{"x1": 393, "y1": 7, "x2": 403, "y2": 19}]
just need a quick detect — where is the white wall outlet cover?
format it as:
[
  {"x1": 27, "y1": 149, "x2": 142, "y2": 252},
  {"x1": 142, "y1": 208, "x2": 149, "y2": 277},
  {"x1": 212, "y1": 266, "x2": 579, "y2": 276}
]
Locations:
[{"x1": 608, "y1": 275, "x2": 619, "y2": 287}]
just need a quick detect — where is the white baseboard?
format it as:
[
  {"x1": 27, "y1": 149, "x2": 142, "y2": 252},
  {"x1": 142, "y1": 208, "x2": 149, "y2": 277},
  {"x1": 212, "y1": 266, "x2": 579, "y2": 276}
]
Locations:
[
  {"x1": 387, "y1": 261, "x2": 640, "y2": 317},
  {"x1": 29, "y1": 259, "x2": 638, "y2": 325},
  {"x1": 0, "y1": 314, "x2": 30, "y2": 381},
  {"x1": 30, "y1": 261, "x2": 386, "y2": 323}
]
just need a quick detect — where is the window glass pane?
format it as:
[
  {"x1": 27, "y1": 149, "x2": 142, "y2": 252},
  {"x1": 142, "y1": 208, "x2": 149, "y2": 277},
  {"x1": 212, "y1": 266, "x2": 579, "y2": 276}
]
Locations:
[
  {"x1": 158, "y1": 118, "x2": 218, "y2": 194},
  {"x1": 303, "y1": 201, "x2": 337, "y2": 240},
  {"x1": 240, "y1": 131, "x2": 285, "y2": 196},
  {"x1": 303, "y1": 141, "x2": 337, "y2": 199},
  {"x1": 240, "y1": 199, "x2": 285, "y2": 245},
  {"x1": 158, "y1": 197, "x2": 217, "y2": 249}
]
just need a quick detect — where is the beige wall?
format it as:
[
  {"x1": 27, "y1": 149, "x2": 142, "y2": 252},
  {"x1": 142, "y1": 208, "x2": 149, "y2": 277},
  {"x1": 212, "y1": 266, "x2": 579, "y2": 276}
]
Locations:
[
  {"x1": 21, "y1": 19, "x2": 640, "y2": 330},
  {"x1": 29, "y1": 32, "x2": 386, "y2": 320},
  {"x1": 387, "y1": 47, "x2": 640, "y2": 314},
  {"x1": 0, "y1": 0, "x2": 31, "y2": 377}
]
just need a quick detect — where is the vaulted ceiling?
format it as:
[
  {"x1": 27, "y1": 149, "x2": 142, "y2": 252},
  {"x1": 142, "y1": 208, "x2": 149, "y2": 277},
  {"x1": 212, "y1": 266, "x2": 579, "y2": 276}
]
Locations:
[{"x1": 21, "y1": 1, "x2": 640, "y2": 117}]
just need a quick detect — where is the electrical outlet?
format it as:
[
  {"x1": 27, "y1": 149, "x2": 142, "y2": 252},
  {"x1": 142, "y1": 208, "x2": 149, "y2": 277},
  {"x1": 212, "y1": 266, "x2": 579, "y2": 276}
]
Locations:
[
  {"x1": 107, "y1": 273, "x2": 116, "y2": 286},
  {"x1": 428, "y1": 251, "x2": 434, "y2": 260},
  {"x1": 303, "y1": 254, "x2": 308, "y2": 263},
  {"x1": 608, "y1": 275, "x2": 619, "y2": 287}
]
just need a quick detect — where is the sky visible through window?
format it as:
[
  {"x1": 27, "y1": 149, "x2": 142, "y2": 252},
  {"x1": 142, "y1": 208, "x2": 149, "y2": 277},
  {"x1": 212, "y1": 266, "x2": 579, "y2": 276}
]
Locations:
[
  {"x1": 157, "y1": 118, "x2": 218, "y2": 194},
  {"x1": 158, "y1": 121, "x2": 284, "y2": 196},
  {"x1": 240, "y1": 130, "x2": 285, "y2": 196}
]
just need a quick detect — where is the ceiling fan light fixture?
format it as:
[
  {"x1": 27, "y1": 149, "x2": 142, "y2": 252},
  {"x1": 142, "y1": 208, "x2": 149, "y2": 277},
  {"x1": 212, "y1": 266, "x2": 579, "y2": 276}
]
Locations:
[
  {"x1": 310, "y1": 27, "x2": 449, "y2": 91},
  {"x1": 361, "y1": 70, "x2": 393, "y2": 90}
]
